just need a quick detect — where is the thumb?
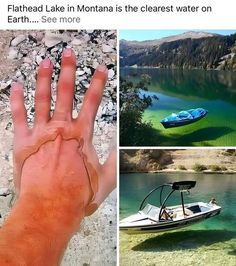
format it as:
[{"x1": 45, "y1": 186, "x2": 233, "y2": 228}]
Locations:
[{"x1": 85, "y1": 147, "x2": 117, "y2": 216}]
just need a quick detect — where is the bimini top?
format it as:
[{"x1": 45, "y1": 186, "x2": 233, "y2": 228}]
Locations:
[
  {"x1": 139, "y1": 180, "x2": 196, "y2": 211},
  {"x1": 171, "y1": 181, "x2": 196, "y2": 191}
]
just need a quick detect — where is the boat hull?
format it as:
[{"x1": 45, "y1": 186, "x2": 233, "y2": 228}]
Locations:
[
  {"x1": 161, "y1": 113, "x2": 207, "y2": 129},
  {"x1": 161, "y1": 109, "x2": 208, "y2": 128},
  {"x1": 120, "y1": 205, "x2": 221, "y2": 234}
]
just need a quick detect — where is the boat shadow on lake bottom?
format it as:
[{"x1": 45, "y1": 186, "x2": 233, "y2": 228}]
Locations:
[
  {"x1": 142, "y1": 126, "x2": 233, "y2": 146},
  {"x1": 131, "y1": 230, "x2": 236, "y2": 254}
]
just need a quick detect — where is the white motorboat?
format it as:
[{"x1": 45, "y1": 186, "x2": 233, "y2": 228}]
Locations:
[{"x1": 120, "y1": 181, "x2": 221, "y2": 234}]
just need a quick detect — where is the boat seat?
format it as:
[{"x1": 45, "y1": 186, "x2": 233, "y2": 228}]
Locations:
[
  {"x1": 191, "y1": 109, "x2": 202, "y2": 118},
  {"x1": 187, "y1": 205, "x2": 201, "y2": 213},
  {"x1": 178, "y1": 111, "x2": 192, "y2": 119}
]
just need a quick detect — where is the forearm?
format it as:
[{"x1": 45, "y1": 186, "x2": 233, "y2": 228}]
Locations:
[{"x1": 0, "y1": 193, "x2": 85, "y2": 266}]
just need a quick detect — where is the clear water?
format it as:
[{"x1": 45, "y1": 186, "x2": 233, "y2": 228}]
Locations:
[
  {"x1": 120, "y1": 68, "x2": 236, "y2": 146},
  {"x1": 120, "y1": 173, "x2": 236, "y2": 265},
  {"x1": 120, "y1": 173, "x2": 236, "y2": 230}
]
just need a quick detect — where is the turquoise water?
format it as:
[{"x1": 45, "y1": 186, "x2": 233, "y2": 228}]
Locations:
[
  {"x1": 120, "y1": 68, "x2": 236, "y2": 146},
  {"x1": 120, "y1": 173, "x2": 236, "y2": 265},
  {"x1": 120, "y1": 173, "x2": 236, "y2": 231}
]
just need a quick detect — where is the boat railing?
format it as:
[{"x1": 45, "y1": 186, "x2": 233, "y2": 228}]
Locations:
[
  {"x1": 139, "y1": 181, "x2": 196, "y2": 222},
  {"x1": 139, "y1": 183, "x2": 172, "y2": 211}
]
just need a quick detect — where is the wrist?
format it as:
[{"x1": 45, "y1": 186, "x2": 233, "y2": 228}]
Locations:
[
  {"x1": 0, "y1": 192, "x2": 85, "y2": 265},
  {"x1": 15, "y1": 190, "x2": 85, "y2": 233}
]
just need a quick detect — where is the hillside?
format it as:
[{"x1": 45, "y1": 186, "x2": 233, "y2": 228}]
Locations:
[
  {"x1": 120, "y1": 31, "x2": 236, "y2": 70},
  {"x1": 120, "y1": 149, "x2": 236, "y2": 172}
]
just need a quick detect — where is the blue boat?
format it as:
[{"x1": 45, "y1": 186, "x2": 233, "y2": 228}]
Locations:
[{"x1": 161, "y1": 108, "x2": 208, "y2": 128}]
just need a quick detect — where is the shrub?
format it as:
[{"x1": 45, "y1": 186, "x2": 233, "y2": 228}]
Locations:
[
  {"x1": 209, "y1": 165, "x2": 222, "y2": 171},
  {"x1": 192, "y1": 163, "x2": 207, "y2": 172},
  {"x1": 221, "y1": 166, "x2": 227, "y2": 171},
  {"x1": 178, "y1": 165, "x2": 187, "y2": 170}
]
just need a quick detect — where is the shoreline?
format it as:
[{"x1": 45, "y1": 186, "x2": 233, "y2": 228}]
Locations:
[
  {"x1": 121, "y1": 66, "x2": 236, "y2": 72},
  {"x1": 120, "y1": 169, "x2": 236, "y2": 174}
]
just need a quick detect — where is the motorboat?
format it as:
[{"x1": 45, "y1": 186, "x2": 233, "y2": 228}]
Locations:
[
  {"x1": 160, "y1": 108, "x2": 208, "y2": 128},
  {"x1": 119, "y1": 181, "x2": 221, "y2": 234}
]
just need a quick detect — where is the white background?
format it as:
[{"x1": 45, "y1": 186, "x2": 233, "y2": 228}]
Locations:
[{"x1": 0, "y1": 0, "x2": 235, "y2": 29}]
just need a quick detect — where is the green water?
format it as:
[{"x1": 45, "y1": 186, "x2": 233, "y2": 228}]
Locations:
[
  {"x1": 120, "y1": 173, "x2": 236, "y2": 265},
  {"x1": 121, "y1": 68, "x2": 236, "y2": 146}
]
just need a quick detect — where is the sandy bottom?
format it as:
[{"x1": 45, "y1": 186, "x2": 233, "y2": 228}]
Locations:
[{"x1": 120, "y1": 229, "x2": 236, "y2": 266}]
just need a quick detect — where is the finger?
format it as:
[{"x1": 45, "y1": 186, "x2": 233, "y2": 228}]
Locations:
[
  {"x1": 35, "y1": 58, "x2": 53, "y2": 124},
  {"x1": 85, "y1": 147, "x2": 117, "y2": 216},
  {"x1": 10, "y1": 82, "x2": 28, "y2": 135},
  {"x1": 54, "y1": 48, "x2": 76, "y2": 121},
  {"x1": 77, "y1": 65, "x2": 108, "y2": 136}
]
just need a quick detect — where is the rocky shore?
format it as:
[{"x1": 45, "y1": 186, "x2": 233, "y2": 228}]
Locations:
[
  {"x1": 120, "y1": 149, "x2": 236, "y2": 173},
  {"x1": 0, "y1": 30, "x2": 117, "y2": 265}
]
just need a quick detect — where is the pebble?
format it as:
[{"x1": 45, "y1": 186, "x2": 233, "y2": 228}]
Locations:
[
  {"x1": 77, "y1": 70, "x2": 85, "y2": 76},
  {"x1": 23, "y1": 57, "x2": 33, "y2": 64},
  {"x1": 96, "y1": 106, "x2": 103, "y2": 118},
  {"x1": 0, "y1": 187, "x2": 11, "y2": 197},
  {"x1": 11, "y1": 34, "x2": 27, "y2": 46},
  {"x1": 8, "y1": 48, "x2": 18, "y2": 60},
  {"x1": 43, "y1": 31, "x2": 70, "y2": 48},
  {"x1": 107, "y1": 30, "x2": 116, "y2": 36},
  {"x1": 35, "y1": 32, "x2": 44, "y2": 42},
  {"x1": 36, "y1": 55, "x2": 43, "y2": 65},
  {"x1": 84, "y1": 67, "x2": 91, "y2": 75},
  {"x1": 82, "y1": 34, "x2": 90, "y2": 43},
  {"x1": 15, "y1": 70, "x2": 22, "y2": 78},
  {"x1": 99, "y1": 121, "x2": 106, "y2": 128},
  {"x1": 93, "y1": 61, "x2": 99, "y2": 69},
  {"x1": 107, "y1": 102, "x2": 114, "y2": 111},
  {"x1": 108, "y1": 39, "x2": 116, "y2": 48},
  {"x1": 71, "y1": 38, "x2": 82, "y2": 46},
  {"x1": 108, "y1": 69, "x2": 115, "y2": 79},
  {"x1": 102, "y1": 106, "x2": 107, "y2": 115},
  {"x1": 102, "y1": 44, "x2": 114, "y2": 53}
]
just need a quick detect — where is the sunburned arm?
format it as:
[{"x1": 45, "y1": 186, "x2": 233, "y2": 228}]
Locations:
[
  {"x1": 0, "y1": 136, "x2": 92, "y2": 266},
  {"x1": 0, "y1": 47, "x2": 117, "y2": 265},
  {"x1": 0, "y1": 193, "x2": 83, "y2": 266}
]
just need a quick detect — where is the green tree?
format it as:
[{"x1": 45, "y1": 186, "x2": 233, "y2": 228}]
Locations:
[{"x1": 120, "y1": 75, "x2": 158, "y2": 146}]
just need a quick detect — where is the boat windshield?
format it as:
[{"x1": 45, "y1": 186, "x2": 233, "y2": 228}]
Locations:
[{"x1": 141, "y1": 203, "x2": 160, "y2": 218}]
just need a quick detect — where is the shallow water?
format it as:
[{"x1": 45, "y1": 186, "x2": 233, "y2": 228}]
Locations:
[
  {"x1": 120, "y1": 68, "x2": 236, "y2": 146},
  {"x1": 120, "y1": 173, "x2": 236, "y2": 265}
]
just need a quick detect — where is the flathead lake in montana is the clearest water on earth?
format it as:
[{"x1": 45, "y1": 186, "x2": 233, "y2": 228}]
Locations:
[
  {"x1": 121, "y1": 68, "x2": 236, "y2": 146},
  {"x1": 120, "y1": 173, "x2": 236, "y2": 265}
]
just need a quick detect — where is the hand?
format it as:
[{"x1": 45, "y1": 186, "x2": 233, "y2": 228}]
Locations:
[{"x1": 10, "y1": 48, "x2": 116, "y2": 216}]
